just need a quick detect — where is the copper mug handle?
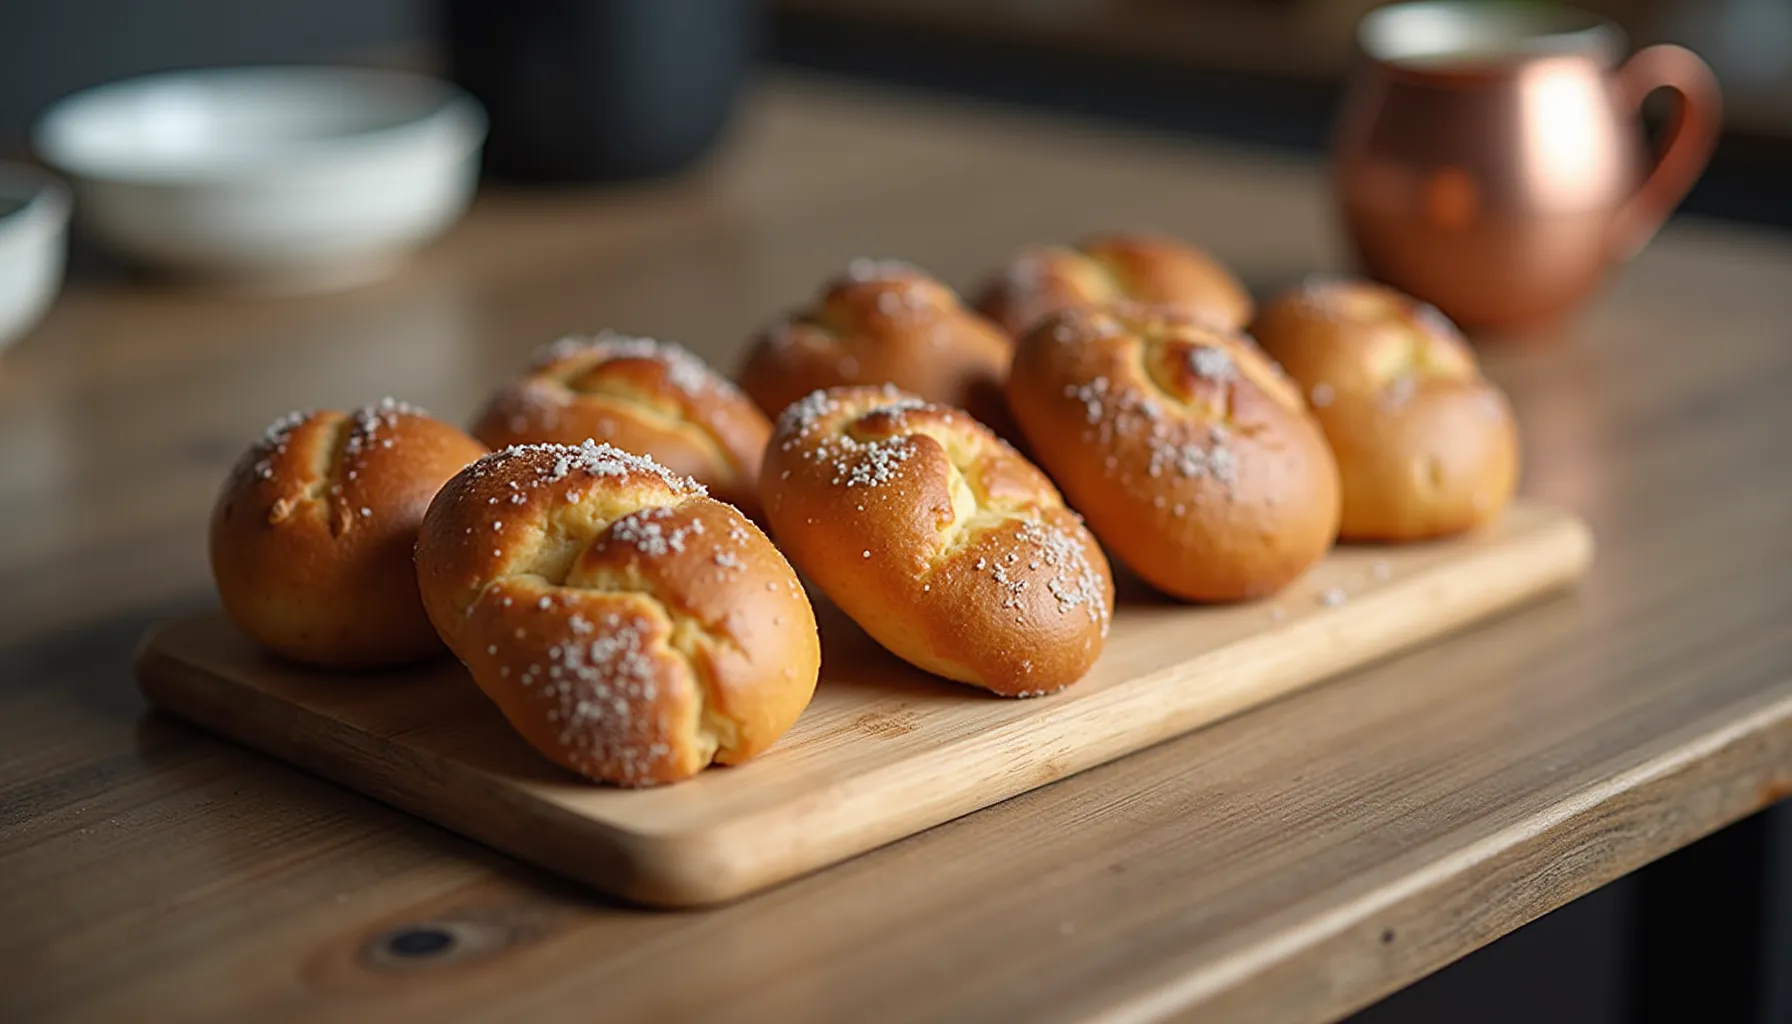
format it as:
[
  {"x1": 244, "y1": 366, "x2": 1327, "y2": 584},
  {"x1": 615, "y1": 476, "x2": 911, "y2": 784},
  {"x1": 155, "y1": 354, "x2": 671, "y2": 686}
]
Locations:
[{"x1": 1609, "y1": 44, "x2": 1722, "y2": 261}]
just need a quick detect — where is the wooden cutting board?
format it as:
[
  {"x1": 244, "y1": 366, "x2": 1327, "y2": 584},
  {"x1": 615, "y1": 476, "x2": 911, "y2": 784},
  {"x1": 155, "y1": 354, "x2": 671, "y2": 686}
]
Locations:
[{"x1": 135, "y1": 500, "x2": 1592, "y2": 908}]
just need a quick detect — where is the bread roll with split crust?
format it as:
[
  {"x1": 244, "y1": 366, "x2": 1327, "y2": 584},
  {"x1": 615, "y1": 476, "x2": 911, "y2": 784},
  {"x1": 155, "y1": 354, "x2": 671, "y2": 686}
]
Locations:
[
  {"x1": 415, "y1": 441, "x2": 819, "y2": 787},
  {"x1": 736, "y1": 259, "x2": 1012, "y2": 429},
  {"x1": 471, "y1": 331, "x2": 771, "y2": 518},
  {"x1": 760, "y1": 385, "x2": 1113, "y2": 697},
  {"x1": 1006, "y1": 307, "x2": 1339, "y2": 601},
  {"x1": 975, "y1": 233, "x2": 1254, "y2": 337},
  {"x1": 209, "y1": 398, "x2": 488, "y2": 668},
  {"x1": 1249, "y1": 279, "x2": 1519, "y2": 541}
]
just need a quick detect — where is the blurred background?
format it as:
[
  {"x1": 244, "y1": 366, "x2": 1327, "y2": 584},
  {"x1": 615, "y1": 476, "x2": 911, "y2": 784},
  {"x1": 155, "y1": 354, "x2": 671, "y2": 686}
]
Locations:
[
  {"x1": 3, "y1": 0, "x2": 1789, "y2": 225},
  {"x1": 3, "y1": 2, "x2": 1787, "y2": 1022}
]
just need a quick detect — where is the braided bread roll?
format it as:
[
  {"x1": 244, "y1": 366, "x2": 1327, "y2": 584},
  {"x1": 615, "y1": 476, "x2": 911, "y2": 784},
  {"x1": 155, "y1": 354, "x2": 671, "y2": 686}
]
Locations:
[
  {"x1": 736, "y1": 259, "x2": 1011, "y2": 429},
  {"x1": 760, "y1": 385, "x2": 1113, "y2": 697},
  {"x1": 1250, "y1": 279, "x2": 1520, "y2": 540},
  {"x1": 210, "y1": 398, "x2": 487, "y2": 667},
  {"x1": 975, "y1": 233, "x2": 1253, "y2": 337},
  {"x1": 471, "y1": 332, "x2": 771, "y2": 518},
  {"x1": 415, "y1": 441, "x2": 819, "y2": 787},
  {"x1": 1007, "y1": 307, "x2": 1339, "y2": 602}
]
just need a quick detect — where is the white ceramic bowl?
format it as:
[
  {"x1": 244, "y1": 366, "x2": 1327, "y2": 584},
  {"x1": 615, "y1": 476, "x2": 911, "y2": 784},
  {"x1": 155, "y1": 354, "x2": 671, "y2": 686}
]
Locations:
[
  {"x1": 34, "y1": 66, "x2": 486, "y2": 291},
  {"x1": 0, "y1": 163, "x2": 70, "y2": 352}
]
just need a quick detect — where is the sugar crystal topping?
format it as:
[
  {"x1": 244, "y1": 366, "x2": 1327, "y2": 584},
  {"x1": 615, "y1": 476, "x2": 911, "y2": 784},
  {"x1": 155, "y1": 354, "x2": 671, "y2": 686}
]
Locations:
[
  {"x1": 1061, "y1": 369, "x2": 1241, "y2": 497},
  {"x1": 343, "y1": 396, "x2": 427, "y2": 460},
  {"x1": 248, "y1": 397, "x2": 427, "y2": 484},
  {"x1": 248, "y1": 408, "x2": 311, "y2": 480},
  {"x1": 515, "y1": 609, "x2": 673, "y2": 785},
  {"x1": 534, "y1": 330, "x2": 733, "y2": 399},
  {"x1": 609, "y1": 505, "x2": 707, "y2": 558},
  {"x1": 844, "y1": 257, "x2": 921, "y2": 282},
  {"x1": 776, "y1": 386, "x2": 934, "y2": 492},
  {"x1": 259, "y1": 409, "x2": 310, "y2": 448},
  {"x1": 1017, "y1": 519, "x2": 1109, "y2": 629},
  {"x1": 474, "y1": 440, "x2": 706, "y2": 497},
  {"x1": 1189, "y1": 345, "x2": 1237, "y2": 382}
]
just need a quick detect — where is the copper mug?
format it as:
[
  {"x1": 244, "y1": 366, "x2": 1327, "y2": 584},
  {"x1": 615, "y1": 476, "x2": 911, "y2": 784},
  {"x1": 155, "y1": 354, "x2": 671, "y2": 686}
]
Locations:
[{"x1": 1334, "y1": 1, "x2": 1721, "y2": 332}]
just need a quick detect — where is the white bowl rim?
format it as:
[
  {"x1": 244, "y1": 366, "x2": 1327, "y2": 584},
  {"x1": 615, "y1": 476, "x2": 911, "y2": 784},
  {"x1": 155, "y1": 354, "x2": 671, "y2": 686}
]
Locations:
[
  {"x1": 32, "y1": 65, "x2": 488, "y2": 185},
  {"x1": 0, "y1": 161, "x2": 72, "y2": 237}
]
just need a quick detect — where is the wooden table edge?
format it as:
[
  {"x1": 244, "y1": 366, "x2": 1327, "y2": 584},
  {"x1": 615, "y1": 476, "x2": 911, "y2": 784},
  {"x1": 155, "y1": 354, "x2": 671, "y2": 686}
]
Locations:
[{"x1": 1095, "y1": 681, "x2": 1792, "y2": 1023}]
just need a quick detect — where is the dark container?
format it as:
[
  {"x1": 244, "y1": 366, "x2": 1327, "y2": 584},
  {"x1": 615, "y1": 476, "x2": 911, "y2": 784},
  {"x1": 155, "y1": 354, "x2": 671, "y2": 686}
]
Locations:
[{"x1": 441, "y1": 0, "x2": 754, "y2": 183}]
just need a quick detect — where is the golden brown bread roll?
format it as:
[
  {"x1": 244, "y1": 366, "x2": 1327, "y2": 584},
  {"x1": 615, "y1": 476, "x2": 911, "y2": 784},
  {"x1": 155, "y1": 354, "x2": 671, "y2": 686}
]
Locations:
[
  {"x1": 1250, "y1": 279, "x2": 1520, "y2": 541},
  {"x1": 209, "y1": 398, "x2": 488, "y2": 668},
  {"x1": 736, "y1": 259, "x2": 1012, "y2": 429},
  {"x1": 975, "y1": 233, "x2": 1254, "y2": 337},
  {"x1": 760, "y1": 385, "x2": 1113, "y2": 696},
  {"x1": 415, "y1": 440, "x2": 819, "y2": 786},
  {"x1": 1006, "y1": 306, "x2": 1339, "y2": 601},
  {"x1": 471, "y1": 332, "x2": 771, "y2": 518}
]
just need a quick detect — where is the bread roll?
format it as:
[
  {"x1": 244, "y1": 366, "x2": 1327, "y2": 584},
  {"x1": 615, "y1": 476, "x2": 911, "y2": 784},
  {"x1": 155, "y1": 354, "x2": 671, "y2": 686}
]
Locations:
[
  {"x1": 1006, "y1": 307, "x2": 1339, "y2": 601},
  {"x1": 760, "y1": 385, "x2": 1112, "y2": 696},
  {"x1": 415, "y1": 440, "x2": 819, "y2": 786},
  {"x1": 471, "y1": 332, "x2": 771, "y2": 518},
  {"x1": 1250, "y1": 279, "x2": 1519, "y2": 540},
  {"x1": 736, "y1": 259, "x2": 1011, "y2": 429},
  {"x1": 209, "y1": 398, "x2": 487, "y2": 667},
  {"x1": 975, "y1": 233, "x2": 1253, "y2": 337}
]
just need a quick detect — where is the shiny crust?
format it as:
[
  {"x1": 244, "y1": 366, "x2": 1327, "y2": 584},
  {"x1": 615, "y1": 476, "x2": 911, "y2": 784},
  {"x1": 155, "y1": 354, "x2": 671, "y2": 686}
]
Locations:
[
  {"x1": 415, "y1": 441, "x2": 819, "y2": 787},
  {"x1": 736, "y1": 260, "x2": 1012, "y2": 430},
  {"x1": 209, "y1": 399, "x2": 488, "y2": 668},
  {"x1": 1006, "y1": 307, "x2": 1340, "y2": 601},
  {"x1": 471, "y1": 332, "x2": 772, "y2": 518},
  {"x1": 975, "y1": 234, "x2": 1254, "y2": 337},
  {"x1": 1250, "y1": 279, "x2": 1520, "y2": 540},
  {"x1": 760, "y1": 385, "x2": 1113, "y2": 696}
]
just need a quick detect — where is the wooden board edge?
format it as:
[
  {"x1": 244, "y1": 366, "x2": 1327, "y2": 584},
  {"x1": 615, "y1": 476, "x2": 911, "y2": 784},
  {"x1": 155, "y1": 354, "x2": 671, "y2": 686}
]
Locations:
[
  {"x1": 133, "y1": 510, "x2": 1595, "y2": 908},
  {"x1": 586, "y1": 511, "x2": 1597, "y2": 906},
  {"x1": 132, "y1": 639, "x2": 680, "y2": 905}
]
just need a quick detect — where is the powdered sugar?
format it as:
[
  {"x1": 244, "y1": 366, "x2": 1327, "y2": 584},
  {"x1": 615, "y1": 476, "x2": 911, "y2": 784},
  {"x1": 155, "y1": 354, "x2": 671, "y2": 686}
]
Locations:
[
  {"x1": 844, "y1": 257, "x2": 919, "y2": 282},
  {"x1": 835, "y1": 438, "x2": 916, "y2": 487},
  {"x1": 1016, "y1": 519, "x2": 1109, "y2": 629},
  {"x1": 776, "y1": 388, "x2": 843, "y2": 438},
  {"x1": 516, "y1": 439, "x2": 705, "y2": 494},
  {"x1": 1189, "y1": 345, "x2": 1237, "y2": 382},
  {"x1": 609, "y1": 505, "x2": 707, "y2": 557},
  {"x1": 521, "y1": 610, "x2": 673, "y2": 785},
  {"x1": 533, "y1": 330, "x2": 731, "y2": 399},
  {"x1": 249, "y1": 408, "x2": 310, "y2": 480},
  {"x1": 1143, "y1": 431, "x2": 1235, "y2": 485},
  {"x1": 1207, "y1": 446, "x2": 1238, "y2": 484},
  {"x1": 1066, "y1": 377, "x2": 1112, "y2": 424},
  {"x1": 341, "y1": 396, "x2": 428, "y2": 465},
  {"x1": 259, "y1": 409, "x2": 309, "y2": 448},
  {"x1": 776, "y1": 386, "x2": 932, "y2": 492}
]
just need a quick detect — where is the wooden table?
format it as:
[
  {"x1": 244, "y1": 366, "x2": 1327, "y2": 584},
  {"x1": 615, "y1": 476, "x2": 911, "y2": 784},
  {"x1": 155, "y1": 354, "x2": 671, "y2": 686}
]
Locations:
[{"x1": 5, "y1": 76, "x2": 1792, "y2": 1023}]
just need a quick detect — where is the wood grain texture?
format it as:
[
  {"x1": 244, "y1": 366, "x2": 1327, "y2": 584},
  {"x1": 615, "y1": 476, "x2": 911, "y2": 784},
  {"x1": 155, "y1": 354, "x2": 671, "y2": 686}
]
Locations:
[
  {"x1": 5, "y1": 74, "x2": 1792, "y2": 1023},
  {"x1": 134, "y1": 502, "x2": 1591, "y2": 906}
]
